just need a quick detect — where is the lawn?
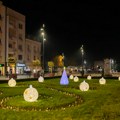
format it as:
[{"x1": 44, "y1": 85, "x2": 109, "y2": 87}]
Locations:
[{"x1": 0, "y1": 77, "x2": 120, "y2": 120}]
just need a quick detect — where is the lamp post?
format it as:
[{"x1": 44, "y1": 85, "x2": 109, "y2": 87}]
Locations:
[
  {"x1": 62, "y1": 53, "x2": 64, "y2": 67},
  {"x1": 80, "y1": 45, "x2": 84, "y2": 77},
  {"x1": 40, "y1": 24, "x2": 46, "y2": 75}
]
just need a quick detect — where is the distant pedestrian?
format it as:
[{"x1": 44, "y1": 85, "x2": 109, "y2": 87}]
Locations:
[
  {"x1": 10, "y1": 69, "x2": 12, "y2": 74},
  {"x1": 6, "y1": 71, "x2": 9, "y2": 77}
]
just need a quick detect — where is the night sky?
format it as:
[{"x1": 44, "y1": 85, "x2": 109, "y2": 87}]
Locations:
[{"x1": 2, "y1": 0, "x2": 120, "y2": 65}]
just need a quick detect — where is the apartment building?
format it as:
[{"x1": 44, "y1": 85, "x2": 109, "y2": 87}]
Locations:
[
  {"x1": 25, "y1": 38, "x2": 41, "y2": 73},
  {"x1": 0, "y1": 1, "x2": 41, "y2": 75}
]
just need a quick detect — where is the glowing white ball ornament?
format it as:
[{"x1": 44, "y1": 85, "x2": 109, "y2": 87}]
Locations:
[
  {"x1": 23, "y1": 85, "x2": 39, "y2": 102},
  {"x1": 69, "y1": 74, "x2": 74, "y2": 80},
  {"x1": 79, "y1": 80, "x2": 89, "y2": 91},
  {"x1": 87, "y1": 75, "x2": 92, "y2": 80},
  {"x1": 118, "y1": 76, "x2": 120, "y2": 81},
  {"x1": 99, "y1": 77, "x2": 106, "y2": 85},
  {"x1": 74, "y1": 76, "x2": 79, "y2": 82},
  {"x1": 8, "y1": 78, "x2": 16, "y2": 87},
  {"x1": 38, "y1": 76, "x2": 44, "y2": 82}
]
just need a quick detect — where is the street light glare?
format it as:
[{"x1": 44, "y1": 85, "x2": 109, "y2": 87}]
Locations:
[
  {"x1": 41, "y1": 28, "x2": 43, "y2": 31},
  {"x1": 40, "y1": 24, "x2": 46, "y2": 75},
  {"x1": 41, "y1": 32, "x2": 44, "y2": 36},
  {"x1": 43, "y1": 24, "x2": 45, "y2": 28},
  {"x1": 80, "y1": 45, "x2": 84, "y2": 55}
]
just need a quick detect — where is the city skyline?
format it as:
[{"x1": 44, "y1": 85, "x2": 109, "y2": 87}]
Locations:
[{"x1": 2, "y1": 0, "x2": 120, "y2": 64}]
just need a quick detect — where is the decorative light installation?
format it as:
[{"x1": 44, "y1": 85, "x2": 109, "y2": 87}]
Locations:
[
  {"x1": 8, "y1": 78, "x2": 16, "y2": 87},
  {"x1": 69, "y1": 74, "x2": 74, "y2": 80},
  {"x1": 74, "y1": 76, "x2": 79, "y2": 82},
  {"x1": 23, "y1": 85, "x2": 39, "y2": 102},
  {"x1": 38, "y1": 76, "x2": 44, "y2": 82},
  {"x1": 99, "y1": 77, "x2": 106, "y2": 85},
  {"x1": 118, "y1": 76, "x2": 120, "y2": 81},
  {"x1": 87, "y1": 75, "x2": 92, "y2": 80},
  {"x1": 79, "y1": 80, "x2": 89, "y2": 91},
  {"x1": 60, "y1": 67, "x2": 69, "y2": 85}
]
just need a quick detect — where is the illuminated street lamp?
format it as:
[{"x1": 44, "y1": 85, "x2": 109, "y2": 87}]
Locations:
[
  {"x1": 62, "y1": 53, "x2": 65, "y2": 67},
  {"x1": 40, "y1": 24, "x2": 46, "y2": 74},
  {"x1": 80, "y1": 45, "x2": 84, "y2": 76}
]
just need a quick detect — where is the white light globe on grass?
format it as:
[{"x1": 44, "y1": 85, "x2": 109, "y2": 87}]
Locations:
[
  {"x1": 99, "y1": 77, "x2": 106, "y2": 85},
  {"x1": 118, "y1": 76, "x2": 120, "y2": 81},
  {"x1": 79, "y1": 80, "x2": 89, "y2": 91},
  {"x1": 38, "y1": 76, "x2": 44, "y2": 82},
  {"x1": 8, "y1": 78, "x2": 16, "y2": 87},
  {"x1": 87, "y1": 75, "x2": 92, "y2": 80},
  {"x1": 74, "y1": 76, "x2": 79, "y2": 82},
  {"x1": 23, "y1": 85, "x2": 39, "y2": 102},
  {"x1": 69, "y1": 74, "x2": 74, "y2": 80}
]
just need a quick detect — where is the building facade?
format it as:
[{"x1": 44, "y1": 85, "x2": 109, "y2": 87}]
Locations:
[
  {"x1": 0, "y1": 1, "x2": 41, "y2": 75},
  {"x1": 25, "y1": 38, "x2": 41, "y2": 73},
  {"x1": 0, "y1": 1, "x2": 5, "y2": 75}
]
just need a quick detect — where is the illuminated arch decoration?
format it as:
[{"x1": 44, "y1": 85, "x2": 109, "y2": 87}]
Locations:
[
  {"x1": 99, "y1": 77, "x2": 106, "y2": 85},
  {"x1": 69, "y1": 74, "x2": 74, "y2": 80},
  {"x1": 60, "y1": 67, "x2": 69, "y2": 85},
  {"x1": 79, "y1": 80, "x2": 89, "y2": 91},
  {"x1": 23, "y1": 85, "x2": 39, "y2": 102},
  {"x1": 8, "y1": 78, "x2": 16, "y2": 87},
  {"x1": 74, "y1": 76, "x2": 79, "y2": 82},
  {"x1": 87, "y1": 75, "x2": 92, "y2": 80},
  {"x1": 38, "y1": 76, "x2": 44, "y2": 82}
]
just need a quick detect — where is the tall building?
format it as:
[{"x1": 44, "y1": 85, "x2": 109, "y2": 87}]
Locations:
[
  {"x1": 25, "y1": 38, "x2": 41, "y2": 73},
  {"x1": 0, "y1": 1, "x2": 6, "y2": 75},
  {"x1": 0, "y1": 1, "x2": 41, "y2": 75}
]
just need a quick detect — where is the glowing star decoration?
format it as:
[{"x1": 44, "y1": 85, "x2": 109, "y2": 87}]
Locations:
[
  {"x1": 99, "y1": 77, "x2": 106, "y2": 85},
  {"x1": 79, "y1": 80, "x2": 89, "y2": 91},
  {"x1": 69, "y1": 74, "x2": 74, "y2": 80},
  {"x1": 60, "y1": 67, "x2": 69, "y2": 85},
  {"x1": 8, "y1": 78, "x2": 16, "y2": 87},
  {"x1": 87, "y1": 75, "x2": 92, "y2": 80},
  {"x1": 38, "y1": 76, "x2": 44, "y2": 82},
  {"x1": 74, "y1": 76, "x2": 79, "y2": 82},
  {"x1": 23, "y1": 85, "x2": 39, "y2": 102}
]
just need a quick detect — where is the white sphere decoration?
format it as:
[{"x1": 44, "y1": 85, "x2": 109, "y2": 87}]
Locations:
[
  {"x1": 69, "y1": 74, "x2": 74, "y2": 79},
  {"x1": 87, "y1": 75, "x2": 92, "y2": 80},
  {"x1": 23, "y1": 85, "x2": 39, "y2": 102},
  {"x1": 8, "y1": 78, "x2": 16, "y2": 87},
  {"x1": 79, "y1": 80, "x2": 89, "y2": 91},
  {"x1": 74, "y1": 76, "x2": 79, "y2": 82},
  {"x1": 99, "y1": 77, "x2": 106, "y2": 85},
  {"x1": 118, "y1": 76, "x2": 120, "y2": 81},
  {"x1": 38, "y1": 76, "x2": 44, "y2": 82}
]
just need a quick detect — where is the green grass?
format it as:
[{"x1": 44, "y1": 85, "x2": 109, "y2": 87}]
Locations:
[{"x1": 0, "y1": 78, "x2": 120, "y2": 120}]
